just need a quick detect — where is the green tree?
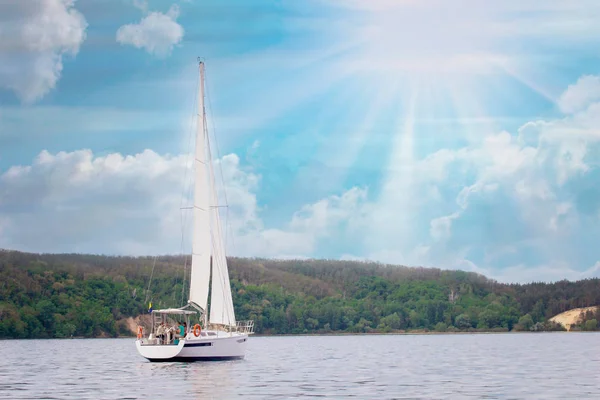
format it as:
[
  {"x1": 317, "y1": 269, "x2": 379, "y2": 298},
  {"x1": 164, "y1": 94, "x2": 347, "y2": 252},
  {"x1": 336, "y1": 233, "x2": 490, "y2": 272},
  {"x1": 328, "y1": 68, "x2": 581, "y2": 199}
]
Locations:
[
  {"x1": 584, "y1": 319, "x2": 598, "y2": 331},
  {"x1": 455, "y1": 314, "x2": 471, "y2": 330},
  {"x1": 434, "y1": 322, "x2": 447, "y2": 332},
  {"x1": 380, "y1": 313, "x2": 402, "y2": 330},
  {"x1": 516, "y1": 314, "x2": 534, "y2": 331},
  {"x1": 1, "y1": 250, "x2": 600, "y2": 338}
]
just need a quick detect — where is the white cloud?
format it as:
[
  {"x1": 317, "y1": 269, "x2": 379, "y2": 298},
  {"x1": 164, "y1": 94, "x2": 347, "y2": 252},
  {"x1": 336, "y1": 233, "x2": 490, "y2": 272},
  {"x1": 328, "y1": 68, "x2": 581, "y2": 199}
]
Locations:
[
  {"x1": 290, "y1": 187, "x2": 367, "y2": 235},
  {"x1": 340, "y1": 246, "x2": 432, "y2": 269},
  {"x1": 0, "y1": 148, "x2": 366, "y2": 260},
  {"x1": 210, "y1": 153, "x2": 261, "y2": 236},
  {"x1": 0, "y1": 149, "x2": 269, "y2": 255},
  {"x1": 0, "y1": 149, "x2": 189, "y2": 254},
  {"x1": 133, "y1": 0, "x2": 149, "y2": 13},
  {"x1": 430, "y1": 213, "x2": 459, "y2": 242},
  {"x1": 404, "y1": 76, "x2": 600, "y2": 279},
  {"x1": 116, "y1": 4, "x2": 184, "y2": 57},
  {"x1": 233, "y1": 186, "x2": 368, "y2": 258},
  {"x1": 476, "y1": 261, "x2": 600, "y2": 284},
  {"x1": 0, "y1": 0, "x2": 88, "y2": 103},
  {"x1": 558, "y1": 75, "x2": 600, "y2": 114}
]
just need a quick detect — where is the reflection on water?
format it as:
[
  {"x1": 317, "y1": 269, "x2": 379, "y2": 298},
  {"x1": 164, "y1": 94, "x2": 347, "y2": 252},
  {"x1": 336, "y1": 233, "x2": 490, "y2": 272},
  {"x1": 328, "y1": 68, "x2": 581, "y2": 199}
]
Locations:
[
  {"x1": 1, "y1": 333, "x2": 599, "y2": 399},
  {"x1": 143, "y1": 358, "x2": 237, "y2": 399}
]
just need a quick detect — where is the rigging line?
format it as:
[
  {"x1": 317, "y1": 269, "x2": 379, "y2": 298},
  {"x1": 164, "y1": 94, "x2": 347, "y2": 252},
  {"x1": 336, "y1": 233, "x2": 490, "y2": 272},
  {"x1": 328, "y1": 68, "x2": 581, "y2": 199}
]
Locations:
[
  {"x1": 204, "y1": 67, "x2": 227, "y2": 206},
  {"x1": 171, "y1": 253, "x2": 184, "y2": 307},
  {"x1": 180, "y1": 255, "x2": 189, "y2": 307},
  {"x1": 181, "y1": 68, "x2": 199, "y2": 210},
  {"x1": 178, "y1": 181, "x2": 195, "y2": 306},
  {"x1": 175, "y1": 65, "x2": 199, "y2": 307},
  {"x1": 204, "y1": 67, "x2": 236, "y2": 254},
  {"x1": 177, "y1": 171, "x2": 194, "y2": 307},
  {"x1": 179, "y1": 69, "x2": 199, "y2": 243},
  {"x1": 205, "y1": 121, "x2": 235, "y2": 326},
  {"x1": 179, "y1": 70, "x2": 199, "y2": 250},
  {"x1": 144, "y1": 255, "x2": 159, "y2": 305}
]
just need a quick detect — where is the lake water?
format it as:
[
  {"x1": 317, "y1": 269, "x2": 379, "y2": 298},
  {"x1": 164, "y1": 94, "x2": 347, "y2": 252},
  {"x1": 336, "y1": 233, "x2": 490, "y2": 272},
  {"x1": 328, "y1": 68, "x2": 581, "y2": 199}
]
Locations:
[{"x1": 1, "y1": 333, "x2": 599, "y2": 399}]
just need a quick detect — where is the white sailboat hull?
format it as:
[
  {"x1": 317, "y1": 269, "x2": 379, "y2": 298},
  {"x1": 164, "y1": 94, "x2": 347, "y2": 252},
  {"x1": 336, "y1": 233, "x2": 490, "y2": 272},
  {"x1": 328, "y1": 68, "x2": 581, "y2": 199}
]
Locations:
[{"x1": 136, "y1": 331, "x2": 248, "y2": 362}]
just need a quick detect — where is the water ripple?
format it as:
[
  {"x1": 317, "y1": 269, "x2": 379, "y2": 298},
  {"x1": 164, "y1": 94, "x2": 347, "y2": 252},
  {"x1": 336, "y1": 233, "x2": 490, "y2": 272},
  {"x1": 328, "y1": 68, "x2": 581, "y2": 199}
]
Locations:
[{"x1": 0, "y1": 333, "x2": 599, "y2": 399}]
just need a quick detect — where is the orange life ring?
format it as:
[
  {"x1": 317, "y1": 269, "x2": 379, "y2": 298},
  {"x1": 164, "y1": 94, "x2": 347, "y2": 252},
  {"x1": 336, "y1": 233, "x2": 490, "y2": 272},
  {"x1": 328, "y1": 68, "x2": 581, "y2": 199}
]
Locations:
[
  {"x1": 137, "y1": 326, "x2": 143, "y2": 339},
  {"x1": 193, "y1": 324, "x2": 202, "y2": 337}
]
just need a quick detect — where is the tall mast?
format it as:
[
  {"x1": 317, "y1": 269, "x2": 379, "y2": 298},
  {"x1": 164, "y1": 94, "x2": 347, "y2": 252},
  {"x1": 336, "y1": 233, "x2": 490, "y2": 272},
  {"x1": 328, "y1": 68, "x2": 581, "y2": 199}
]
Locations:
[{"x1": 187, "y1": 61, "x2": 212, "y2": 313}]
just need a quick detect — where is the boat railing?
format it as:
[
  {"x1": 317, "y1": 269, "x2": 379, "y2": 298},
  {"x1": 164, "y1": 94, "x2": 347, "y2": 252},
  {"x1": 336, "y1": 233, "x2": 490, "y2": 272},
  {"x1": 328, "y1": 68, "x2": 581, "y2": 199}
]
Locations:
[{"x1": 236, "y1": 320, "x2": 255, "y2": 334}]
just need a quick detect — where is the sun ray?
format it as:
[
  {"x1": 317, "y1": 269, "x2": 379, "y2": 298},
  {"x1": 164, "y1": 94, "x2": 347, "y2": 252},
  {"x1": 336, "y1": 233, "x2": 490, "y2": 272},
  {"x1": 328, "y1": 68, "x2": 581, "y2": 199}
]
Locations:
[
  {"x1": 270, "y1": 75, "x2": 367, "y2": 200},
  {"x1": 330, "y1": 77, "x2": 402, "y2": 172},
  {"x1": 363, "y1": 83, "x2": 419, "y2": 255},
  {"x1": 384, "y1": 83, "x2": 419, "y2": 192},
  {"x1": 288, "y1": 74, "x2": 403, "y2": 195},
  {"x1": 206, "y1": 59, "x2": 363, "y2": 149},
  {"x1": 495, "y1": 60, "x2": 559, "y2": 104},
  {"x1": 445, "y1": 77, "x2": 502, "y2": 144}
]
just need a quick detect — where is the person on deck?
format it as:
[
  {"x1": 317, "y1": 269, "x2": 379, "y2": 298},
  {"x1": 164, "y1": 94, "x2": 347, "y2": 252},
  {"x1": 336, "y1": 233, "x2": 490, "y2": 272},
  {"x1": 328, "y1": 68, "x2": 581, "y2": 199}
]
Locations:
[
  {"x1": 178, "y1": 322, "x2": 187, "y2": 339},
  {"x1": 156, "y1": 322, "x2": 166, "y2": 344}
]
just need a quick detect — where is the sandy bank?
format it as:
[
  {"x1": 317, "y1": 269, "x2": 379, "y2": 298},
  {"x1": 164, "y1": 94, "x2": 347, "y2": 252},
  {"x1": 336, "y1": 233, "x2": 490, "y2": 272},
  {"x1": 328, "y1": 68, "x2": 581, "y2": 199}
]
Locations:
[{"x1": 550, "y1": 306, "x2": 598, "y2": 331}]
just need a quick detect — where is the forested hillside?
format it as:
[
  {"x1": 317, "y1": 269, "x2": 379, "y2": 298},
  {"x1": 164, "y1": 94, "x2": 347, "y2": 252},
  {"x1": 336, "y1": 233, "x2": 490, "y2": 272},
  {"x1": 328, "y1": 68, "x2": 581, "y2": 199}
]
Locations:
[{"x1": 1, "y1": 249, "x2": 599, "y2": 338}]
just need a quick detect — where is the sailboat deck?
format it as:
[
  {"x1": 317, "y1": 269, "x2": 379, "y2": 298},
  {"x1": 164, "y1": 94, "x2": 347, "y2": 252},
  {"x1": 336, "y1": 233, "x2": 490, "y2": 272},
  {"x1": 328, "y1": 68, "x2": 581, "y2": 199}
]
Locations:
[{"x1": 140, "y1": 330, "x2": 247, "y2": 347}]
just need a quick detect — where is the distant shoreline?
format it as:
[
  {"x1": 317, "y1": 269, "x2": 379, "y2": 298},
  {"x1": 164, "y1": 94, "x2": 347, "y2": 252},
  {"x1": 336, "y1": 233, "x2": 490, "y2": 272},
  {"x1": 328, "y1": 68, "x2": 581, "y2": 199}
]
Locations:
[
  {"x1": 250, "y1": 330, "x2": 580, "y2": 337},
  {"x1": 3, "y1": 330, "x2": 586, "y2": 341}
]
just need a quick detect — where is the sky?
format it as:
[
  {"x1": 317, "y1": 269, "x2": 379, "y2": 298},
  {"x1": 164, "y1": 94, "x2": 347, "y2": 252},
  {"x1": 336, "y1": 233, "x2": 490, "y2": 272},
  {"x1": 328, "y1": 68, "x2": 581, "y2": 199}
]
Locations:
[{"x1": 1, "y1": 0, "x2": 600, "y2": 283}]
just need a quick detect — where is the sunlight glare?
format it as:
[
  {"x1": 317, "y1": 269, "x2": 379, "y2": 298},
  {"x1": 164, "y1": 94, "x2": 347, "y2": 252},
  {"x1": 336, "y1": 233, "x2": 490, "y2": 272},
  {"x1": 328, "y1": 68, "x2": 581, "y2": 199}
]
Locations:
[
  {"x1": 345, "y1": 1, "x2": 510, "y2": 77},
  {"x1": 367, "y1": 86, "x2": 419, "y2": 255}
]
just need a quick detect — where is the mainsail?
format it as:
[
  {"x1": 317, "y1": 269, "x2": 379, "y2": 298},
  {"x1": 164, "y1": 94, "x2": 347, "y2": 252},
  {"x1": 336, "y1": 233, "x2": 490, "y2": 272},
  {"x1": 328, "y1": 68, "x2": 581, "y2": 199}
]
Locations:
[
  {"x1": 188, "y1": 62, "x2": 211, "y2": 312},
  {"x1": 188, "y1": 61, "x2": 236, "y2": 326}
]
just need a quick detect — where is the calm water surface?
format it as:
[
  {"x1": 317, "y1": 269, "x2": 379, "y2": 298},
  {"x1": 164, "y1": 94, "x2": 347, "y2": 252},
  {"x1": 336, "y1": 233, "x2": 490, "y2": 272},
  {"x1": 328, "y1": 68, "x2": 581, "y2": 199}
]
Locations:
[{"x1": 1, "y1": 333, "x2": 599, "y2": 399}]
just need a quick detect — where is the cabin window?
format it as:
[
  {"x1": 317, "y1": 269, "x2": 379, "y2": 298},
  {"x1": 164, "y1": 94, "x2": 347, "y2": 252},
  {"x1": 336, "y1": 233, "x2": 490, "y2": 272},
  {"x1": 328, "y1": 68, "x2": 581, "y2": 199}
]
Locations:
[{"x1": 184, "y1": 342, "x2": 213, "y2": 347}]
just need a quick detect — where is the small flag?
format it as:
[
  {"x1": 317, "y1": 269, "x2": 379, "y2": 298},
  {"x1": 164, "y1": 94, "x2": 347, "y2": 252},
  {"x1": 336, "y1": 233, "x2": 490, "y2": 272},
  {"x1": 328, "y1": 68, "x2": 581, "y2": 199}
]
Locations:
[{"x1": 148, "y1": 301, "x2": 152, "y2": 313}]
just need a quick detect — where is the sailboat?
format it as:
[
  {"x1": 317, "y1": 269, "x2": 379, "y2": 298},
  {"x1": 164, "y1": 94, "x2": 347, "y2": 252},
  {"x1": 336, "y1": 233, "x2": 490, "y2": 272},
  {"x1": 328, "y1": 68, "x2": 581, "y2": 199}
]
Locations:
[{"x1": 135, "y1": 60, "x2": 254, "y2": 362}]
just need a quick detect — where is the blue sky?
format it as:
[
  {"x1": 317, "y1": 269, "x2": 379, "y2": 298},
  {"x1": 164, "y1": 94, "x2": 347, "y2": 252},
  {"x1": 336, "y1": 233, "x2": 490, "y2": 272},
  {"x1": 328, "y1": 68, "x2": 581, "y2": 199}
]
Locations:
[{"x1": 2, "y1": 0, "x2": 600, "y2": 283}]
